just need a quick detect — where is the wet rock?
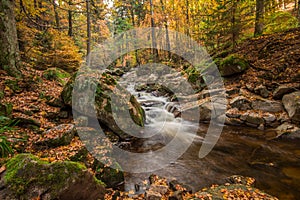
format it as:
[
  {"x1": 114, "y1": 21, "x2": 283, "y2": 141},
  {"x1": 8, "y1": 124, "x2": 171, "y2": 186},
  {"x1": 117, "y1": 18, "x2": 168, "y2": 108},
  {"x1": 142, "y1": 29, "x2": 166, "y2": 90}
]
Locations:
[
  {"x1": 282, "y1": 91, "x2": 300, "y2": 122},
  {"x1": 226, "y1": 108, "x2": 241, "y2": 118},
  {"x1": 199, "y1": 101, "x2": 212, "y2": 121},
  {"x1": 254, "y1": 85, "x2": 270, "y2": 98},
  {"x1": 276, "y1": 123, "x2": 300, "y2": 138},
  {"x1": 35, "y1": 124, "x2": 75, "y2": 148},
  {"x1": 240, "y1": 112, "x2": 264, "y2": 126},
  {"x1": 251, "y1": 99, "x2": 283, "y2": 113},
  {"x1": 273, "y1": 85, "x2": 296, "y2": 100},
  {"x1": 263, "y1": 113, "x2": 277, "y2": 124},
  {"x1": 61, "y1": 72, "x2": 145, "y2": 140},
  {"x1": 225, "y1": 117, "x2": 244, "y2": 126},
  {"x1": 230, "y1": 96, "x2": 251, "y2": 111},
  {"x1": 0, "y1": 154, "x2": 105, "y2": 200}
]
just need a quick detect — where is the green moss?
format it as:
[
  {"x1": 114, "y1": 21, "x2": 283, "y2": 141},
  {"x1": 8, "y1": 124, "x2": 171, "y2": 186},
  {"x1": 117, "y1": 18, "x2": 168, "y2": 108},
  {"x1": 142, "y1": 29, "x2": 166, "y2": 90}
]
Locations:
[
  {"x1": 220, "y1": 55, "x2": 248, "y2": 69},
  {"x1": 95, "y1": 161, "x2": 124, "y2": 188},
  {"x1": 4, "y1": 79, "x2": 20, "y2": 93},
  {"x1": 129, "y1": 95, "x2": 145, "y2": 127},
  {"x1": 219, "y1": 54, "x2": 249, "y2": 77},
  {"x1": 43, "y1": 68, "x2": 70, "y2": 84},
  {"x1": 4, "y1": 154, "x2": 89, "y2": 196}
]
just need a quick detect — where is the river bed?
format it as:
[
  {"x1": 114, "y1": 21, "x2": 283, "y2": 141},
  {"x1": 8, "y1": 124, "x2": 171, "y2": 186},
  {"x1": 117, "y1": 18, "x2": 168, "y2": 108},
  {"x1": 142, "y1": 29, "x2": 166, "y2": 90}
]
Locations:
[{"x1": 118, "y1": 71, "x2": 300, "y2": 200}]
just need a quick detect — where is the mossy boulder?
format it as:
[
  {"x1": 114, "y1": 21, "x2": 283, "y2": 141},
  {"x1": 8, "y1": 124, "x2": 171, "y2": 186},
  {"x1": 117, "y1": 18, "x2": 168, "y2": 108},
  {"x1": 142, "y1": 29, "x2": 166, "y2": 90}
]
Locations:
[
  {"x1": 43, "y1": 68, "x2": 70, "y2": 85},
  {"x1": 61, "y1": 71, "x2": 145, "y2": 140},
  {"x1": 218, "y1": 55, "x2": 249, "y2": 77},
  {"x1": 0, "y1": 154, "x2": 105, "y2": 200},
  {"x1": 95, "y1": 161, "x2": 124, "y2": 190}
]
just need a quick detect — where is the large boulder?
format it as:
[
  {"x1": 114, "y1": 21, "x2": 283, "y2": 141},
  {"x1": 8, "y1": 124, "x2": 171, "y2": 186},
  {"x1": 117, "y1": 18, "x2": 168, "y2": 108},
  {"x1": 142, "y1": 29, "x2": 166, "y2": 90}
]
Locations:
[
  {"x1": 282, "y1": 91, "x2": 300, "y2": 122},
  {"x1": 0, "y1": 154, "x2": 105, "y2": 200},
  {"x1": 61, "y1": 72, "x2": 145, "y2": 140}
]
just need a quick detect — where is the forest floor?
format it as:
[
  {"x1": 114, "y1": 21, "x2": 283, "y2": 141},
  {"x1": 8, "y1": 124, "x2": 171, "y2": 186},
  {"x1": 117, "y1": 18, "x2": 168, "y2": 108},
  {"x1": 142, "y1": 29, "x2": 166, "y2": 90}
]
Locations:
[{"x1": 1, "y1": 28, "x2": 299, "y2": 199}]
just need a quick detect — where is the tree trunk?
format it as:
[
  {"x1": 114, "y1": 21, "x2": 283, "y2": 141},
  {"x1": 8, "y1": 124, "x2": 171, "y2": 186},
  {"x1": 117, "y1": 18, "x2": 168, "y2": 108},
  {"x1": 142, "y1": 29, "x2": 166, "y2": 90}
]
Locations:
[
  {"x1": 52, "y1": 0, "x2": 60, "y2": 29},
  {"x1": 150, "y1": 0, "x2": 158, "y2": 62},
  {"x1": 0, "y1": 0, "x2": 21, "y2": 77},
  {"x1": 231, "y1": 1, "x2": 237, "y2": 50},
  {"x1": 254, "y1": 0, "x2": 264, "y2": 37},
  {"x1": 298, "y1": 0, "x2": 300, "y2": 23},
  {"x1": 160, "y1": 0, "x2": 170, "y2": 59},
  {"x1": 68, "y1": 0, "x2": 73, "y2": 37},
  {"x1": 86, "y1": 0, "x2": 91, "y2": 66}
]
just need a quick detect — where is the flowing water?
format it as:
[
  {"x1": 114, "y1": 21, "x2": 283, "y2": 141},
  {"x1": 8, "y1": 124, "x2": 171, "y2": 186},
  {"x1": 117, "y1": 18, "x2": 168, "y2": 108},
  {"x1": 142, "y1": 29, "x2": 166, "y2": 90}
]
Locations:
[{"x1": 118, "y1": 71, "x2": 300, "y2": 200}]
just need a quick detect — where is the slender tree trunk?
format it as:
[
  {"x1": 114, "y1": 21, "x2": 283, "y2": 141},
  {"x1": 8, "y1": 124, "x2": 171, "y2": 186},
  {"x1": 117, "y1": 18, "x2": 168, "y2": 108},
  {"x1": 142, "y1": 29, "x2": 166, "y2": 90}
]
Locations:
[
  {"x1": 52, "y1": 0, "x2": 60, "y2": 29},
  {"x1": 160, "y1": 0, "x2": 170, "y2": 59},
  {"x1": 68, "y1": 0, "x2": 73, "y2": 37},
  {"x1": 150, "y1": 0, "x2": 158, "y2": 62},
  {"x1": 130, "y1": 7, "x2": 140, "y2": 65},
  {"x1": 231, "y1": 2, "x2": 237, "y2": 50},
  {"x1": 185, "y1": 0, "x2": 189, "y2": 36},
  {"x1": 0, "y1": 0, "x2": 21, "y2": 77},
  {"x1": 86, "y1": 0, "x2": 91, "y2": 66},
  {"x1": 254, "y1": 0, "x2": 264, "y2": 36},
  {"x1": 298, "y1": 0, "x2": 300, "y2": 23}
]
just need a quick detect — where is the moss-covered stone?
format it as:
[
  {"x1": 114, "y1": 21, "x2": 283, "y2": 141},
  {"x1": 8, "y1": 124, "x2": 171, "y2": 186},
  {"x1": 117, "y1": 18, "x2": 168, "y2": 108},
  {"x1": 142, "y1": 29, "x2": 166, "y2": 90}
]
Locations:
[
  {"x1": 218, "y1": 54, "x2": 249, "y2": 77},
  {"x1": 94, "y1": 160, "x2": 124, "y2": 189},
  {"x1": 43, "y1": 68, "x2": 70, "y2": 85},
  {"x1": 0, "y1": 154, "x2": 105, "y2": 200},
  {"x1": 61, "y1": 70, "x2": 145, "y2": 140}
]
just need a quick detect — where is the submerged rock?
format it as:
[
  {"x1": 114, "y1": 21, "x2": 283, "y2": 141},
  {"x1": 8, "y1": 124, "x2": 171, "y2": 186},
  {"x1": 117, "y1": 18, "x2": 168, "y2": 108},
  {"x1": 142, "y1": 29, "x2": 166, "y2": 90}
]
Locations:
[{"x1": 0, "y1": 154, "x2": 105, "y2": 200}]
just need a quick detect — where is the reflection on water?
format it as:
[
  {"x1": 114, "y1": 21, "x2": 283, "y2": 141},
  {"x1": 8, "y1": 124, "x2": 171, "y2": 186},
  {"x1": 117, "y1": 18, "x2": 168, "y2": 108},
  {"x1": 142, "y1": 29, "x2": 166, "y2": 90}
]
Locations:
[{"x1": 125, "y1": 125, "x2": 300, "y2": 200}]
